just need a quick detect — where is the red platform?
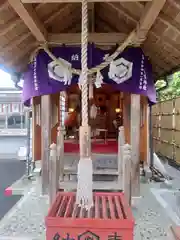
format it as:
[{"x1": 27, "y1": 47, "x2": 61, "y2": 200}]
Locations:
[
  {"x1": 171, "y1": 225, "x2": 180, "y2": 240},
  {"x1": 46, "y1": 192, "x2": 134, "y2": 240},
  {"x1": 64, "y1": 140, "x2": 118, "y2": 154}
]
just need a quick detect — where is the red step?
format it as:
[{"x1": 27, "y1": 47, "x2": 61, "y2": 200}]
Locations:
[
  {"x1": 171, "y1": 226, "x2": 180, "y2": 240},
  {"x1": 46, "y1": 192, "x2": 134, "y2": 240}
]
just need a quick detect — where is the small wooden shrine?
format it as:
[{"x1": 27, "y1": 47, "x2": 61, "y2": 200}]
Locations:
[{"x1": 1, "y1": 0, "x2": 180, "y2": 239}]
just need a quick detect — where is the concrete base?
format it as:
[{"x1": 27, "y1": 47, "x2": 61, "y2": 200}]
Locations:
[{"x1": 131, "y1": 196, "x2": 142, "y2": 209}]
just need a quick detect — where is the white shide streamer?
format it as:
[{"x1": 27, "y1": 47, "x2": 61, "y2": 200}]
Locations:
[
  {"x1": 90, "y1": 104, "x2": 97, "y2": 119},
  {"x1": 94, "y1": 71, "x2": 103, "y2": 88}
]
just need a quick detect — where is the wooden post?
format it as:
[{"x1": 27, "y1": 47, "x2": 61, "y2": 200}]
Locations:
[
  {"x1": 122, "y1": 144, "x2": 132, "y2": 205},
  {"x1": 41, "y1": 95, "x2": 51, "y2": 195},
  {"x1": 57, "y1": 126, "x2": 64, "y2": 182},
  {"x1": 31, "y1": 98, "x2": 36, "y2": 163},
  {"x1": 118, "y1": 126, "x2": 125, "y2": 185},
  {"x1": 49, "y1": 143, "x2": 58, "y2": 205},
  {"x1": 130, "y1": 94, "x2": 140, "y2": 197}
]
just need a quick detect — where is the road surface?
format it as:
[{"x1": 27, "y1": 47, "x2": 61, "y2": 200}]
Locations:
[
  {"x1": 0, "y1": 136, "x2": 27, "y2": 159},
  {"x1": 0, "y1": 159, "x2": 25, "y2": 220}
]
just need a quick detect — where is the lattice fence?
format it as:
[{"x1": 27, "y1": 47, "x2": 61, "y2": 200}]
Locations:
[{"x1": 152, "y1": 97, "x2": 180, "y2": 166}]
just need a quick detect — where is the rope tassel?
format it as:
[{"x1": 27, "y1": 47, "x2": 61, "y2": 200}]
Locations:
[
  {"x1": 76, "y1": 157, "x2": 93, "y2": 210},
  {"x1": 76, "y1": 0, "x2": 93, "y2": 210}
]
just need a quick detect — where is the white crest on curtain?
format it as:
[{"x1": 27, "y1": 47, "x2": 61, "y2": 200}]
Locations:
[
  {"x1": 48, "y1": 58, "x2": 72, "y2": 85},
  {"x1": 95, "y1": 71, "x2": 103, "y2": 88},
  {"x1": 90, "y1": 104, "x2": 97, "y2": 119},
  {"x1": 108, "y1": 57, "x2": 133, "y2": 84}
]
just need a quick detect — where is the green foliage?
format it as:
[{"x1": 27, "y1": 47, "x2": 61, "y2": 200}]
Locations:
[{"x1": 156, "y1": 71, "x2": 180, "y2": 101}]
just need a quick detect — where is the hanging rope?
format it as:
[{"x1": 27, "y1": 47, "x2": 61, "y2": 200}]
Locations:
[
  {"x1": 81, "y1": 0, "x2": 88, "y2": 126},
  {"x1": 76, "y1": 0, "x2": 93, "y2": 210}
]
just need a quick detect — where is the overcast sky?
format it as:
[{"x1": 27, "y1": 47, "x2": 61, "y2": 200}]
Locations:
[
  {"x1": 0, "y1": 69, "x2": 23, "y2": 89},
  {"x1": 0, "y1": 69, "x2": 14, "y2": 88}
]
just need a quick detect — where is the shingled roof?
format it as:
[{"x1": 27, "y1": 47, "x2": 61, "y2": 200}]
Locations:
[{"x1": 1, "y1": 0, "x2": 180, "y2": 79}]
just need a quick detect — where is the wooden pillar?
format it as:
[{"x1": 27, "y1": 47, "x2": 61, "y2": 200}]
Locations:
[
  {"x1": 146, "y1": 105, "x2": 150, "y2": 164},
  {"x1": 118, "y1": 126, "x2": 125, "y2": 186},
  {"x1": 122, "y1": 144, "x2": 132, "y2": 205},
  {"x1": 49, "y1": 143, "x2": 58, "y2": 205},
  {"x1": 140, "y1": 96, "x2": 148, "y2": 163},
  {"x1": 130, "y1": 94, "x2": 140, "y2": 197},
  {"x1": 32, "y1": 98, "x2": 35, "y2": 162},
  {"x1": 32, "y1": 96, "x2": 41, "y2": 162},
  {"x1": 123, "y1": 93, "x2": 130, "y2": 144},
  {"x1": 41, "y1": 95, "x2": 51, "y2": 195},
  {"x1": 51, "y1": 93, "x2": 60, "y2": 144},
  {"x1": 57, "y1": 126, "x2": 64, "y2": 182}
]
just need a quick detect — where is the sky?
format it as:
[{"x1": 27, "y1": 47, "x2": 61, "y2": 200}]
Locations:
[{"x1": 0, "y1": 69, "x2": 23, "y2": 88}]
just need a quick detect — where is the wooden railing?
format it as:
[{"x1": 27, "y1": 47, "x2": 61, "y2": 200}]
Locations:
[
  {"x1": 118, "y1": 126, "x2": 132, "y2": 205},
  {"x1": 49, "y1": 126, "x2": 65, "y2": 205}
]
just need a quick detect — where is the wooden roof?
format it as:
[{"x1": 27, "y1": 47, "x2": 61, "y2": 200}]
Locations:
[{"x1": 1, "y1": 0, "x2": 180, "y2": 79}]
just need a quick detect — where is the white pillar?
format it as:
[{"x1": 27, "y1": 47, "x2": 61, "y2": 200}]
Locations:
[
  {"x1": 130, "y1": 94, "x2": 140, "y2": 197},
  {"x1": 118, "y1": 126, "x2": 125, "y2": 186},
  {"x1": 20, "y1": 114, "x2": 23, "y2": 129},
  {"x1": 5, "y1": 115, "x2": 8, "y2": 128},
  {"x1": 5, "y1": 105, "x2": 8, "y2": 128},
  {"x1": 57, "y1": 126, "x2": 64, "y2": 182}
]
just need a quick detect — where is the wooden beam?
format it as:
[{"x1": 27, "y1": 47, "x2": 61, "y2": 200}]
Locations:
[
  {"x1": 88, "y1": 3, "x2": 95, "y2": 32},
  {"x1": 8, "y1": 0, "x2": 47, "y2": 42},
  {"x1": 135, "y1": 0, "x2": 166, "y2": 44},
  {"x1": 48, "y1": 32, "x2": 128, "y2": 45},
  {"x1": 0, "y1": 32, "x2": 32, "y2": 56},
  {"x1": 0, "y1": 19, "x2": 22, "y2": 38},
  {"x1": 0, "y1": 0, "x2": 9, "y2": 12},
  {"x1": 22, "y1": 0, "x2": 153, "y2": 3}
]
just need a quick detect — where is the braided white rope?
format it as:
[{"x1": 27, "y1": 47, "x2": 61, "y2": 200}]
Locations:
[
  {"x1": 76, "y1": 0, "x2": 93, "y2": 210},
  {"x1": 81, "y1": 0, "x2": 88, "y2": 126}
]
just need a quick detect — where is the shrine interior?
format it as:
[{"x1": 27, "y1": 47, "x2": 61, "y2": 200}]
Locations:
[{"x1": 65, "y1": 83, "x2": 124, "y2": 140}]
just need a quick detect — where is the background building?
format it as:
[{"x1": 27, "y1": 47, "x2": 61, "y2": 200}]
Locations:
[{"x1": 0, "y1": 87, "x2": 28, "y2": 129}]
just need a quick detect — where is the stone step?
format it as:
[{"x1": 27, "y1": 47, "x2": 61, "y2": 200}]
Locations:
[
  {"x1": 64, "y1": 167, "x2": 118, "y2": 175},
  {"x1": 59, "y1": 180, "x2": 122, "y2": 191}
]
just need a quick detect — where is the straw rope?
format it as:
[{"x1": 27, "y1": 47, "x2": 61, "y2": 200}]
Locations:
[
  {"x1": 29, "y1": 30, "x2": 136, "y2": 76},
  {"x1": 81, "y1": 0, "x2": 88, "y2": 126}
]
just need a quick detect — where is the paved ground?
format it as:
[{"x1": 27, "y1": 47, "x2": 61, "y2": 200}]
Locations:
[
  {"x1": 0, "y1": 159, "x2": 25, "y2": 220},
  {"x1": 0, "y1": 178, "x2": 176, "y2": 240},
  {"x1": 0, "y1": 156, "x2": 179, "y2": 239}
]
